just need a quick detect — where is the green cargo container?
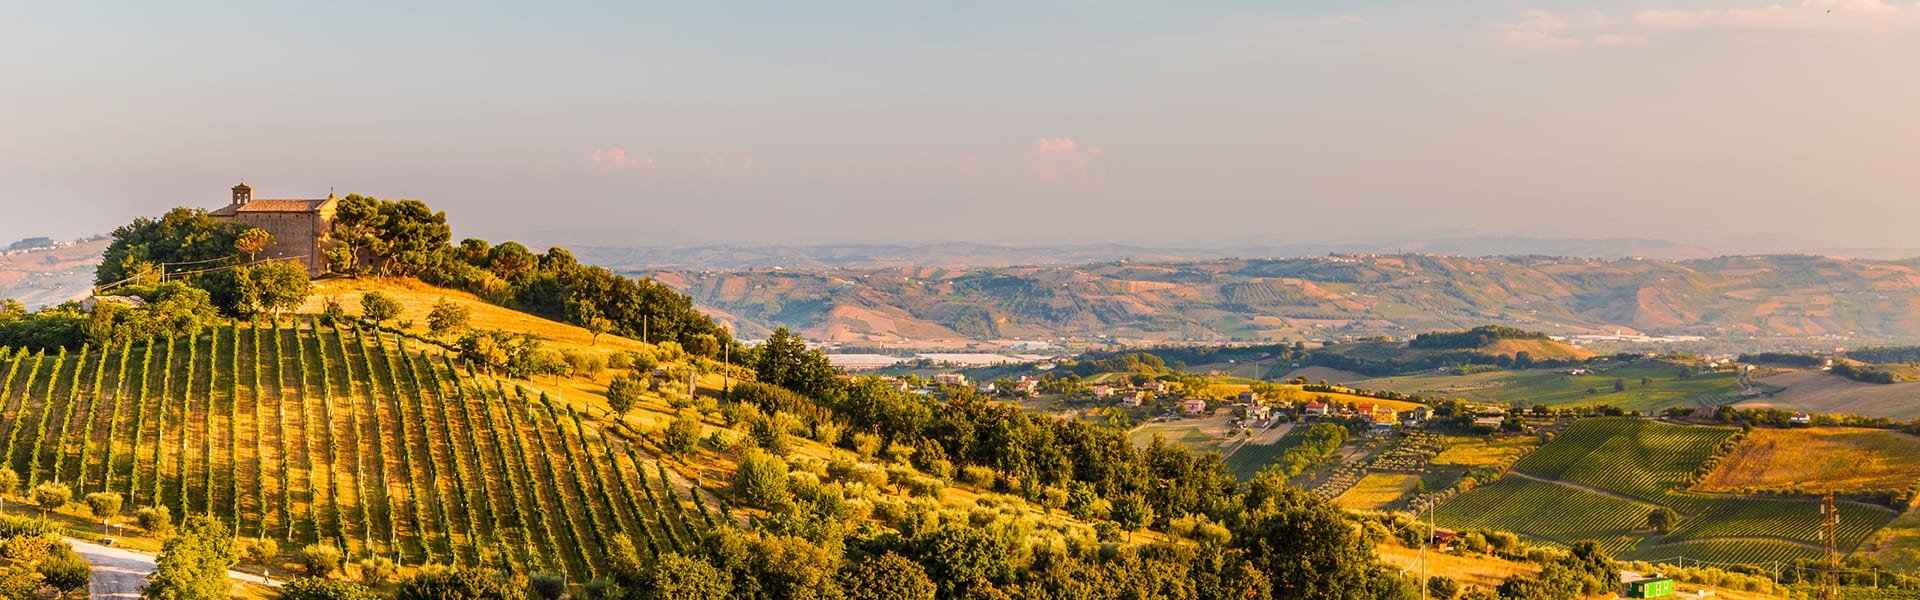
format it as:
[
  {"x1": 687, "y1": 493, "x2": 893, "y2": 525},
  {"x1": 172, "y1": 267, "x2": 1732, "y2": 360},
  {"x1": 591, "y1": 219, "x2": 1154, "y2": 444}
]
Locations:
[{"x1": 1627, "y1": 577, "x2": 1674, "y2": 598}]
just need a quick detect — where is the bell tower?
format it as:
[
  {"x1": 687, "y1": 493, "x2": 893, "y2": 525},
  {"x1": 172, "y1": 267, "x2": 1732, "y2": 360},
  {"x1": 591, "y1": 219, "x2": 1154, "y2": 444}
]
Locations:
[{"x1": 231, "y1": 181, "x2": 253, "y2": 206}]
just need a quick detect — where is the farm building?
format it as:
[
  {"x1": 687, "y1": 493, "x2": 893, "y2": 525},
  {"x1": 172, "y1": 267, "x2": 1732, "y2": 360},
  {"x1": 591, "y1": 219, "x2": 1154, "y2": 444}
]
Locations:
[
  {"x1": 1182, "y1": 398, "x2": 1208, "y2": 415},
  {"x1": 1304, "y1": 401, "x2": 1331, "y2": 416},
  {"x1": 933, "y1": 373, "x2": 969, "y2": 386},
  {"x1": 1623, "y1": 574, "x2": 1674, "y2": 598}
]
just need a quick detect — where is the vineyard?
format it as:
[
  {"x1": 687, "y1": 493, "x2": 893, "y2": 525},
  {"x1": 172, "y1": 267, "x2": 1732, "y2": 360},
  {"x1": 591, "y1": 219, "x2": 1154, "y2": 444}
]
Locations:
[
  {"x1": 1513, "y1": 417, "x2": 1739, "y2": 503},
  {"x1": 0, "y1": 320, "x2": 717, "y2": 581},
  {"x1": 1436, "y1": 417, "x2": 1900, "y2": 566}
]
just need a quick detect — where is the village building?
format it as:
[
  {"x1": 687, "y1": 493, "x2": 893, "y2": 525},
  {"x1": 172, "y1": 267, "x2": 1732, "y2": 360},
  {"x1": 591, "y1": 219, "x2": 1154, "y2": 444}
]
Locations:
[
  {"x1": 1245, "y1": 404, "x2": 1273, "y2": 421},
  {"x1": 1012, "y1": 377, "x2": 1040, "y2": 395},
  {"x1": 1090, "y1": 385, "x2": 1116, "y2": 399},
  {"x1": 932, "y1": 373, "x2": 969, "y2": 387},
  {"x1": 1119, "y1": 391, "x2": 1147, "y2": 408},
  {"x1": 1304, "y1": 401, "x2": 1331, "y2": 417},
  {"x1": 1181, "y1": 398, "x2": 1208, "y2": 416},
  {"x1": 208, "y1": 182, "x2": 337, "y2": 275}
]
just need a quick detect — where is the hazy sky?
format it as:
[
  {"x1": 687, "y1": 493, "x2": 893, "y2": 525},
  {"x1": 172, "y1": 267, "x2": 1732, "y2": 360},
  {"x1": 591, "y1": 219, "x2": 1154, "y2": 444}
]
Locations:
[{"x1": 3, "y1": 1, "x2": 1918, "y2": 249}]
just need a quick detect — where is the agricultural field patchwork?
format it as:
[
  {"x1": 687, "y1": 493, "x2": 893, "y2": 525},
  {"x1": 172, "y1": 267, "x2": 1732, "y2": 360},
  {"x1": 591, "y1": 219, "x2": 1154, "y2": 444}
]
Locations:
[
  {"x1": 1513, "y1": 418, "x2": 1738, "y2": 503},
  {"x1": 1695, "y1": 427, "x2": 1920, "y2": 495},
  {"x1": 1431, "y1": 435, "x2": 1539, "y2": 468},
  {"x1": 1437, "y1": 417, "x2": 1899, "y2": 565},
  {"x1": 0, "y1": 321, "x2": 716, "y2": 582},
  {"x1": 1333, "y1": 473, "x2": 1423, "y2": 511},
  {"x1": 1357, "y1": 365, "x2": 1744, "y2": 412}
]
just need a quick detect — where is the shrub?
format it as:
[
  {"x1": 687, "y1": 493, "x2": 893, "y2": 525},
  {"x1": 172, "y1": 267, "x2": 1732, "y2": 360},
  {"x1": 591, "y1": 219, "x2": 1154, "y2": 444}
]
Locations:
[
  {"x1": 279, "y1": 577, "x2": 378, "y2": 600},
  {"x1": 426, "y1": 299, "x2": 472, "y2": 338},
  {"x1": 396, "y1": 567, "x2": 526, "y2": 600},
  {"x1": 38, "y1": 546, "x2": 90, "y2": 594},
  {"x1": 357, "y1": 556, "x2": 397, "y2": 584},
  {"x1": 298, "y1": 543, "x2": 345, "y2": 576},
  {"x1": 733, "y1": 449, "x2": 791, "y2": 510},
  {"x1": 84, "y1": 491, "x2": 123, "y2": 520},
  {"x1": 360, "y1": 292, "x2": 401, "y2": 325},
  {"x1": 662, "y1": 412, "x2": 702, "y2": 456},
  {"x1": 134, "y1": 505, "x2": 172, "y2": 534},
  {"x1": 839, "y1": 552, "x2": 936, "y2": 600},
  {"x1": 529, "y1": 572, "x2": 567, "y2": 599},
  {"x1": 29, "y1": 482, "x2": 70, "y2": 516},
  {"x1": 959, "y1": 465, "x2": 996, "y2": 488}
]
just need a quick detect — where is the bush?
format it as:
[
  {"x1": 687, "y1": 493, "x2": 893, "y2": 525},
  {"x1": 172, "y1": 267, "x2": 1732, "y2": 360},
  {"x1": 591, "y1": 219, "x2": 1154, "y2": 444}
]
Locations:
[
  {"x1": 529, "y1": 572, "x2": 567, "y2": 599},
  {"x1": 839, "y1": 552, "x2": 936, "y2": 600},
  {"x1": 606, "y1": 373, "x2": 645, "y2": 413},
  {"x1": 959, "y1": 465, "x2": 996, "y2": 488},
  {"x1": 360, "y1": 292, "x2": 401, "y2": 325},
  {"x1": 733, "y1": 449, "x2": 791, "y2": 509},
  {"x1": 85, "y1": 491, "x2": 123, "y2": 520},
  {"x1": 427, "y1": 299, "x2": 472, "y2": 338},
  {"x1": 396, "y1": 567, "x2": 527, "y2": 600},
  {"x1": 298, "y1": 543, "x2": 344, "y2": 576},
  {"x1": 662, "y1": 412, "x2": 702, "y2": 456},
  {"x1": 134, "y1": 505, "x2": 172, "y2": 534},
  {"x1": 280, "y1": 577, "x2": 379, "y2": 600},
  {"x1": 38, "y1": 546, "x2": 90, "y2": 594},
  {"x1": 357, "y1": 556, "x2": 397, "y2": 584},
  {"x1": 29, "y1": 482, "x2": 70, "y2": 515},
  {"x1": 905, "y1": 476, "x2": 945, "y2": 498}
]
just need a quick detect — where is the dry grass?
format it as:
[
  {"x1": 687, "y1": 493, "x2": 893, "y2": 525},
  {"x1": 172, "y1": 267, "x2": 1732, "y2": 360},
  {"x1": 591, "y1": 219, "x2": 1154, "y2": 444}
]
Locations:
[
  {"x1": 1432, "y1": 436, "x2": 1540, "y2": 468},
  {"x1": 1695, "y1": 427, "x2": 1920, "y2": 494},
  {"x1": 1864, "y1": 508, "x2": 1920, "y2": 571},
  {"x1": 1741, "y1": 370, "x2": 1920, "y2": 420},
  {"x1": 1333, "y1": 473, "x2": 1422, "y2": 511},
  {"x1": 305, "y1": 277, "x2": 650, "y2": 355},
  {"x1": 1375, "y1": 543, "x2": 1537, "y2": 590}
]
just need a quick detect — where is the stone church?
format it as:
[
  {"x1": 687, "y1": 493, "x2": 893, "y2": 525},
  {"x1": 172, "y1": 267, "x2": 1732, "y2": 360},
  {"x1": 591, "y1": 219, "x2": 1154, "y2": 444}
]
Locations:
[{"x1": 208, "y1": 182, "x2": 336, "y2": 275}]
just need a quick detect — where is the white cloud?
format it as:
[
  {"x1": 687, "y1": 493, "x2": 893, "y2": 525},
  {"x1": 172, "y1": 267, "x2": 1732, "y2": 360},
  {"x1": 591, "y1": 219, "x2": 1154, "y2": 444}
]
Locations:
[
  {"x1": 1493, "y1": 10, "x2": 1589, "y2": 48},
  {"x1": 1028, "y1": 137, "x2": 1105, "y2": 182}
]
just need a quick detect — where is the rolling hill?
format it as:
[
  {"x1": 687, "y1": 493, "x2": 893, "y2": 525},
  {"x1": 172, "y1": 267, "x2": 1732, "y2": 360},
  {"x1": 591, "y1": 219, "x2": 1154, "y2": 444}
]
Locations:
[
  {"x1": 640, "y1": 254, "x2": 1920, "y2": 346},
  {"x1": 0, "y1": 279, "x2": 1104, "y2": 585},
  {"x1": 1434, "y1": 418, "x2": 1901, "y2": 565}
]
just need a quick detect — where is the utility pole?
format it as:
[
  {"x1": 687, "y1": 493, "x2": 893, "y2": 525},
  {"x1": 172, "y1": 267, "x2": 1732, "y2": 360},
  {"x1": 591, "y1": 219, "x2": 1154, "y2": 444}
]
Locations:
[{"x1": 1821, "y1": 492, "x2": 1841, "y2": 600}]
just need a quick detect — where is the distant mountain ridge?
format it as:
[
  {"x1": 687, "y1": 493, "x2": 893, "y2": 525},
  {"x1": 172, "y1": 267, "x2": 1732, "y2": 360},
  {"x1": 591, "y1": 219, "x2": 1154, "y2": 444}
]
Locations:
[
  {"x1": 641, "y1": 254, "x2": 1920, "y2": 346},
  {"x1": 571, "y1": 235, "x2": 1732, "y2": 271}
]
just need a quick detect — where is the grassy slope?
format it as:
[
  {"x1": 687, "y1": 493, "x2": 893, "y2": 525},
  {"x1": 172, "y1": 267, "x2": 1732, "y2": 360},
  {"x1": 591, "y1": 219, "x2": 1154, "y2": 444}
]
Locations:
[
  {"x1": 0, "y1": 278, "x2": 1097, "y2": 582},
  {"x1": 1438, "y1": 418, "x2": 1898, "y2": 564},
  {"x1": 1431, "y1": 435, "x2": 1538, "y2": 468},
  {"x1": 1333, "y1": 473, "x2": 1421, "y2": 511},
  {"x1": 1357, "y1": 364, "x2": 1742, "y2": 411},
  {"x1": 1739, "y1": 370, "x2": 1920, "y2": 420},
  {"x1": 1696, "y1": 427, "x2": 1920, "y2": 494}
]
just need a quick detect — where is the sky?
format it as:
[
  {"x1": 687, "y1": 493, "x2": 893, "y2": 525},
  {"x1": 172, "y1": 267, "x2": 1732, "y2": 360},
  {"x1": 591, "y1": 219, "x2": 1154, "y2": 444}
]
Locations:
[{"x1": 2, "y1": 1, "x2": 1918, "y2": 251}]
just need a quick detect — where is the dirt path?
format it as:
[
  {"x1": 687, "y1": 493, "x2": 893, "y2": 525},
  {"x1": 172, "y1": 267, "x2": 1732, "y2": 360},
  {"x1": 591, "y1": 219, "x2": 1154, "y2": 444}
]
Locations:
[{"x1": 1506, "y1": 470, "x2": 1657, "y2": 508}]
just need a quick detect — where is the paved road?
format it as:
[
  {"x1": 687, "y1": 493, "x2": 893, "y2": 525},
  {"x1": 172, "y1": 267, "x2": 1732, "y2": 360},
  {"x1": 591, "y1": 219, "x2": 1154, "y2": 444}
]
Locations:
[
  {"x1": 64, "y1": 538, "x2": 280, "y2": 599},
  {"x1": 65, "y1": 539, "x2": 149, "y2": 599}
]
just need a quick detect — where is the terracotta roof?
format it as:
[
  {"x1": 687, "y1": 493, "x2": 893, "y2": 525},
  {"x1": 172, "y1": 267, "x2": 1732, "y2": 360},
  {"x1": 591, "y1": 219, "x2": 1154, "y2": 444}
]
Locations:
[{"x1": 209, "y1": 198, "x2": 331, "y2": 216}]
